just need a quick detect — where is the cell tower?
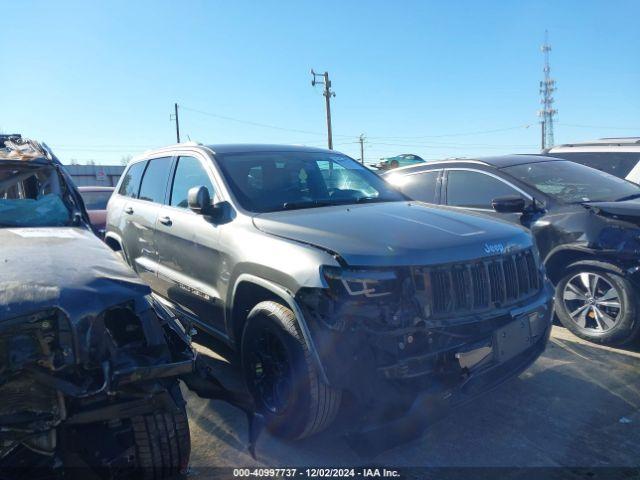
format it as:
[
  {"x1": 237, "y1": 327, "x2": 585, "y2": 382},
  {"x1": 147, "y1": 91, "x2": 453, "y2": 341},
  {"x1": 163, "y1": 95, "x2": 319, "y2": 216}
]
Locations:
[{"x1": 538, "y1": 30, "x2": 557, "y2": 149}]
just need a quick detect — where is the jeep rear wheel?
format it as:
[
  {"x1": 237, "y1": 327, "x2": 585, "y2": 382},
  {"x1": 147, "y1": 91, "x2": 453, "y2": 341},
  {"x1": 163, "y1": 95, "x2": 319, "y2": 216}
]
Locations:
[
  {"x1": 240, "y1": 301, "x2": 341, "y2": 439},
  {"x1": 555, "y1": 261, "x2": 640, "y2": 345}
]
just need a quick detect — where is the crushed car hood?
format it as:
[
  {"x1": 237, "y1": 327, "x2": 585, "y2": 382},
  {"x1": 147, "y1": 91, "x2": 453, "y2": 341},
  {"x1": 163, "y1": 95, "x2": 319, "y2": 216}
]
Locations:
[
  {"x1": 584, "y1": 198, "x2": 640, "y2": 218},
  {"x1": 253, "y1": 202, "x2": 532, "y2": 266},
  {"x1": 0, "y1": 227, "x2": 150, "y2": 321}
]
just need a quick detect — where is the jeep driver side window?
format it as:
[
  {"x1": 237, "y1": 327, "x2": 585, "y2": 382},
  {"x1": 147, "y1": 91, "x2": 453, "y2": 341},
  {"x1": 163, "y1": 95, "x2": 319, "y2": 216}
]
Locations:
[
  {"x1": 170, "y1": 156, "x2": 215, "y2": 209},
  {"x1": 138, "y1": 157, "x2": 173, "y2": 204},
  {"x1": 446, "y1": 170, "x2": 522, "y2": 209}
]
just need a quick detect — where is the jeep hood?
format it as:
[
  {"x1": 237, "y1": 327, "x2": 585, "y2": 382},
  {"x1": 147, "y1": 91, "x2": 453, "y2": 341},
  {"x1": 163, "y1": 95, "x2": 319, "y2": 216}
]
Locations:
[
  {"x1": 253, "y1": 202, "x2": 533, "y2": 266},
  {"x1": 0, "y1": 227, "x2": 150, "y2": 321}
]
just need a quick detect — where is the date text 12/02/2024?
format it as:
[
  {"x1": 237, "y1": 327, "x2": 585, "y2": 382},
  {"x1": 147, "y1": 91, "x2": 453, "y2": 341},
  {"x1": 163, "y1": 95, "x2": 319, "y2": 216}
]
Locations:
[{"x1": 232, "y1": 468, "x2": 401, "y2": 478}]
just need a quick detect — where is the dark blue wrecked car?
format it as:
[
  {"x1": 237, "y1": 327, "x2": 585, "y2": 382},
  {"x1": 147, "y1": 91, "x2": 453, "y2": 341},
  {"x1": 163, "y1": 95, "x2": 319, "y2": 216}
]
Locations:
[{"x1": 0, "y1": 138, "x2": 258, "y2": 478}]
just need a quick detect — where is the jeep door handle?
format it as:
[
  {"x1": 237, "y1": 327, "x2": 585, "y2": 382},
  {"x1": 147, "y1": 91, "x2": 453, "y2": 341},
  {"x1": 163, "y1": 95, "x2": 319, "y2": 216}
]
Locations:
[
  {"x1": 124, "y1": 207, "x2": 134, "y2": 215},
  {"x1": 159, "y1": 216, "x2": 172, "y2": 226}
]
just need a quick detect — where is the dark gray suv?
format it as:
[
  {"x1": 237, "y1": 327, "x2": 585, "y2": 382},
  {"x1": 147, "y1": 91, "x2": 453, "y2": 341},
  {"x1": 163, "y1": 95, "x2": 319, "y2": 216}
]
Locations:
[{"x1": 106, "y1": 143, "x2": 553, "y2": 440}]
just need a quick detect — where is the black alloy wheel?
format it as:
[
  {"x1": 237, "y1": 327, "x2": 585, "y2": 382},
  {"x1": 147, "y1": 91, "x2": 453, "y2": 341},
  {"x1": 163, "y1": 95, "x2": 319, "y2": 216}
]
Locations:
[{"x1": 246, "y1": 329, "x2": 293, "y2": 414}]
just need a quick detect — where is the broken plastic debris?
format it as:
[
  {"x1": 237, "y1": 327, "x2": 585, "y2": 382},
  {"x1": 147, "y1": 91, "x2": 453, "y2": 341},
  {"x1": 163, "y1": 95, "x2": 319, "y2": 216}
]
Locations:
[
  {"x1": 619, "y1": 416, "x2": 632, "y2": 424},
  {"x1": 0, "y1": 138, "x2": 48, "y2": 160}
]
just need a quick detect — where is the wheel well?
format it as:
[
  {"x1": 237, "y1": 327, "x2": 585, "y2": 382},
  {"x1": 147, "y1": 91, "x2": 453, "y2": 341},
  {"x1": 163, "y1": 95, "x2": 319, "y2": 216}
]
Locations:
[
  {"x1": 545, "y1": 249, "x2": 599, "y2": 285},
  {"x1": 105, "y1": 236, "x2": 122, "y2": 252},
  {"x1": 231, "y1": 281, "x2": 284, "y2": 345}
]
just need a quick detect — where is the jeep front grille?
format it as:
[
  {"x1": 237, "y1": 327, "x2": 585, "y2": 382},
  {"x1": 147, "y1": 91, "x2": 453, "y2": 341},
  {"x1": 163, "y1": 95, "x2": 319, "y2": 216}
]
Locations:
[{"x1": 413, "y1": 248, "x2": 540, "y2": 318}]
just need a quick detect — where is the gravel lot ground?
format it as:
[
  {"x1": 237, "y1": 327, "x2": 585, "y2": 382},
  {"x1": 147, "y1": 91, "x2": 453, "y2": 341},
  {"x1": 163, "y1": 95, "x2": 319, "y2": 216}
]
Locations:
[{"x1": 184, "y1": 326, "x2": 640, "y2": 472}]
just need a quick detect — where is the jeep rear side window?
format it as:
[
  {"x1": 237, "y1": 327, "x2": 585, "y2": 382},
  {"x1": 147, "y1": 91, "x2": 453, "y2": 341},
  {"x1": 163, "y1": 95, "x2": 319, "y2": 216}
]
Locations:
[
  {"x1": 447, "y1": 170, "x2": 520, "y2": 209},
  {"x1": 170, "y1": 156, "x2": 215, "y2": 208},
  {"x1": 118, "y1": 161, "x2": 146, "y2": 198},
  {"x1": 138, "y1": 157, "x2": 173, "y2": 204}
]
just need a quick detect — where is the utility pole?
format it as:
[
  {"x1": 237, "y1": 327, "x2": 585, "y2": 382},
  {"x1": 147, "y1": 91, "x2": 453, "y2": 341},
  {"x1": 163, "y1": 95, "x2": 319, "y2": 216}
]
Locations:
[
  {"x1": 170, "y1": 103, "x2": 181, "y2": 143},
  {"x1": 359, "y1": 134, "x2": 365, "y2": 164},
  {"x1": 311, "y1": 70, "x2": 336, "y2": 149},
  {"x1": 538, "y1": 30, "x2": 557, "y2": 150}
]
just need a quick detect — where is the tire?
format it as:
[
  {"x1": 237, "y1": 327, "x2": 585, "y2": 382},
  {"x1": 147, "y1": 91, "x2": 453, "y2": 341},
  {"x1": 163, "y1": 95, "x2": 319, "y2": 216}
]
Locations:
[
  {"x1": 60, "y1": 387, "x2": 191, "y2": 479},
  {"x1": 554, "y1": 261, "x2": 640, "y2": 345},
  {"x1": 131, "y1": 396, "x2": 191, "y2": 478},
  {"x1": 390, "y1": 160, "x2": 399, "y2": 169},
  {"x1": 240, "y1": 301, "x2": 341, "y2": 439}
]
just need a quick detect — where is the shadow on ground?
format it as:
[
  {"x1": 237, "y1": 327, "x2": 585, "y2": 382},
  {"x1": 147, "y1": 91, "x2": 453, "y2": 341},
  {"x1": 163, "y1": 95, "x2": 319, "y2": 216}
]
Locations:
[{"x1": 184, "y1": 326, "x2": 640, "y2": 469}]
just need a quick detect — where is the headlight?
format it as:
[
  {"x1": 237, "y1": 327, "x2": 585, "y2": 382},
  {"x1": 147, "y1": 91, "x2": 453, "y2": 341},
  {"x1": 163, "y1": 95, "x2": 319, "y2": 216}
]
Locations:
[{"x1": 322, "y1": 266, "x2": 399, "y2": 298}]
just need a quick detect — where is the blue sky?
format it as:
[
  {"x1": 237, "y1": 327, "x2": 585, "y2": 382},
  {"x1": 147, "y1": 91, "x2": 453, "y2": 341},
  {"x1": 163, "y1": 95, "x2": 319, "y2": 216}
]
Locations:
[{"x1": 1, "y1": 0, "x2": 638, "y2": 165}]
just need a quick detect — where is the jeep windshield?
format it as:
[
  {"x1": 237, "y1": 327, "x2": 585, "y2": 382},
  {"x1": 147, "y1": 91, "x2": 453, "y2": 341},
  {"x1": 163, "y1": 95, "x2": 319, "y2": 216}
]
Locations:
[
  {"x1": 215, "y1": 151, "x2": 406, "y2": 212},
  {"x1": 0, "y1": 163, "x2": 73, "y2": 227},
  {"x1": 503, "y1": 160, "x2": 640, "y2": 204}
]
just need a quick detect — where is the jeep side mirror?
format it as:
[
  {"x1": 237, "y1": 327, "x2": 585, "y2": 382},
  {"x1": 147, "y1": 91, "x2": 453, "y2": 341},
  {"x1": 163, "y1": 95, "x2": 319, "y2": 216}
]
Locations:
[
  {"x1": 188, "y1": 186, "x2": 212, "y2": 214},
  {"x1": 491, "y1": 196, "x2": 526, "y2": 213}
]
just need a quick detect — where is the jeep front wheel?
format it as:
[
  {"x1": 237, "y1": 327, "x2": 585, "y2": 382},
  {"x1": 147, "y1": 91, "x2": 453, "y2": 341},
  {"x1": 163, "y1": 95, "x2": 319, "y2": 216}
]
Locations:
[{"x1": 240, "y1": 301, "x2": 341, "y2": 439}]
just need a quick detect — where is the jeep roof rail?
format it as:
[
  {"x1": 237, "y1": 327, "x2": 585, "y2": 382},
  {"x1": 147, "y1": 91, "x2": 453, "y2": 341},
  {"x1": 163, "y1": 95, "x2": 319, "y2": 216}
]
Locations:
[{"x1": 140, "y1": 141, "x2": 203, "y2": 155}]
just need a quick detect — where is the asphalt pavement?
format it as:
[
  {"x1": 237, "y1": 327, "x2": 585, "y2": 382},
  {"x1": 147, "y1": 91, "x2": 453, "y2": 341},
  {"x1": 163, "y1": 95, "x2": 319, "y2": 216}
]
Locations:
[{"x1": 183, "y1": 326, "x2": 640, "y2": 472}]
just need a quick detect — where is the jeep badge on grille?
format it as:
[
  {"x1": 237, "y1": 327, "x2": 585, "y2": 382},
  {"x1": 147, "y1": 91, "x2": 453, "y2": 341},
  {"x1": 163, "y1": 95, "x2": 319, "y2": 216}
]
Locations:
[{"x1": 484, "y1": 243, "x2": 506, "y2": 255}]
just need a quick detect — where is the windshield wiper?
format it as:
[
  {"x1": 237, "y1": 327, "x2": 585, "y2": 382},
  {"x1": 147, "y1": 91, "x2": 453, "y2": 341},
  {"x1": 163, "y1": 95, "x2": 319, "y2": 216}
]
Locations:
[
  {"x1": 614, "y1": 193, "x2": 640, "y2": 202},
  {"x1": 354, "y1": 196, "x2": 387, "y2": 203},
  {"x1": 281, "y1": 197, "x2": 390, "y2": 210},
  {"x1": 281, "y1": 200, "x2": 335, "y2": 210}
]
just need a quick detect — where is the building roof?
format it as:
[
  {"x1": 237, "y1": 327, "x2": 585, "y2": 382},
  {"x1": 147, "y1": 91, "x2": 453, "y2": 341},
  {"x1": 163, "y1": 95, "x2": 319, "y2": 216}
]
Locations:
[{"x1": 64, "y1": 165, "x2": 125, "y2": 174}]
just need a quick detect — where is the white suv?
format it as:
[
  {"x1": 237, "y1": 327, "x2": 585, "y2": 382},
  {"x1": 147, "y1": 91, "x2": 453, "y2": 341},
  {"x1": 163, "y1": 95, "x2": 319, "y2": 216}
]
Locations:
[{"x1": 545, "y1": 137, "x2": 640, "y2": 184}]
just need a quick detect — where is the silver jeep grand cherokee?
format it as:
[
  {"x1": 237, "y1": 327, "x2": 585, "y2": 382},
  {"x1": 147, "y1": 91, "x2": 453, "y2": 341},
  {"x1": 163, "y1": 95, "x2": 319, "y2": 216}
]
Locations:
[{"x1": 106, "y1": 143, "x2": 553, "y2": 441}]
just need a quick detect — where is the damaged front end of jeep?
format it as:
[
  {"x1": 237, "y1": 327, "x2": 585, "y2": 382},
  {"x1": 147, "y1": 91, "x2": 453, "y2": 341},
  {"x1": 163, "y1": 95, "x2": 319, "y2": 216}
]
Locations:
[
  {"x1": 296, "y1": 247, "x2": 554, "y2": 451},
  {"x1": 0, "y1": 294, "x2": 194, "y2": 472}
]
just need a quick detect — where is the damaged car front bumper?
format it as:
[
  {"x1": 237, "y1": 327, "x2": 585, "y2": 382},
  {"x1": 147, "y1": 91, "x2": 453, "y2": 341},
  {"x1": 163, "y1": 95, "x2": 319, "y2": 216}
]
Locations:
[
  {"x1": 347, "y1": 294, "x2": 553, "y2": 456},
  {"x1": 0, "y1": 294, "x2": 195, "y2": 458},
  {"x1": 296, "y1": 254, "x2": 555, "y2": 443}
]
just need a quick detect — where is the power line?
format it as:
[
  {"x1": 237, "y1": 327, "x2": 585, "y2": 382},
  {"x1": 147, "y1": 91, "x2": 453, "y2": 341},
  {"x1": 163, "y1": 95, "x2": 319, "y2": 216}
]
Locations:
[
  {"x1": 366, "y1": 125, "x2": 532, "y2": 140},
  {"x1": 180, "y1": 104, "x2": 534, "y2": 142},
  {"x1": 558, "y1": 123, "x2": 639, "y2": 130},
  {"x1": 364, "y1": 141, "x2": 538, "y2": 149},
  {"x1": 180, "y1": 105, "x2": 354, "y2": 138}
]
